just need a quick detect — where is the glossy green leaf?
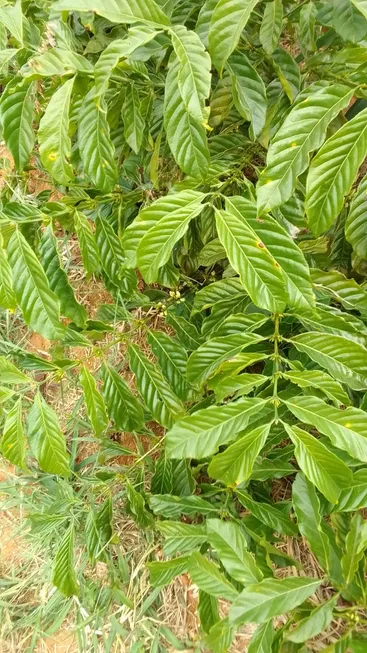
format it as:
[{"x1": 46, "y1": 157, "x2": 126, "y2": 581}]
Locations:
[
  {"x1": 166, "y1": 397, "x2": 267, "y2": 459},
  {"x1": 53, "y1": 0, "x2": 171, "y2": 28},
  {"x1": 101, "y1": 362, "x2": 144, "y2": 432},
  {"x1": 38, "y1": 226, "x2": 87, "y2": 327},
  {"x1": 215, "y1": 208, "x2": 286, "y2": 312},
  {"x1": 27, "y1": 392, "x2": 70, "y2": 476},
  {"x1": 208, "y1": 424, "x2": 270, "y2": 486},
  {"x1": 0, "y1": 356, "x2": 29, "y2": 384},
  {"x1": 157, "y1": 521, "x2": 207, "y2": 556},
  {"x1": 123, "y1": 84, "x2": 145, "y2": 154},
  {"x1": 337, "y1": 469, "x2": 367, "y2": 511},
  {"x1": 147, "y1": 330, "x2": 190, "y2": 401},
  {"x1": 290, "y1": 331, "x2": 367, "y2": 391},
  {"x1": 236, "y1": 490, "x2": 298, "y2": 536},
  {"x1": 78, "y1": 89, "x2": 117, "y2": 193},
  {"x1": 257, "y1": 85, "x2": 353, "y2": 213},
  {"x1": 80, "y1": 365, "x2": 109, "y2": 437},
  {"x1": 208, "y1": 0, "x2": 261, "y2": 74},
  {"x1": 333, "y1": 0, "x2": 367, "y2": 42},
  {"x1": 53, "y1": 526, "x2": 79, "y2": 596},
  {"x1": 207, "y1": 518, "x2": 263, "y2": 584},
  {"x1": 7, "y1": 230, "x2": 64, "y2": 340},
  {"x1": 341, "y1": 512, "x2": 367, "y2": 584},
  {"x1": 259, "y1": 0, "x2": 283, "y2": 54},
  {"x1": 310, "y1": 268, "x2": 367, "y2": 313},
  {"x1": 192, "y1": 277, "x2": 245, "y2": 314},
  {"x1": 196, "y1": 0, "x2": 218, "y2": 47},
  {"x1": 0, "y1": 236, "x2": 16, "y2": 310},
  {"x1": 21, "y1": 48, "x2": 92, "y2": 78},
  {"x1": 1, "y1": 399, "x2": 26, "y2": 468},
  {"x1": 148, "y1": 556, "x2": 190, "y2": 587},
  {"x1": 345, "y1": 174, "x2": 367, "y2": 258},
  {"x1": 205, "y1": 618, "x2": 235, "y2": 653},
  {"x1": 0, "y1": 0, "x2": 23, "y2": 44},
  {"x1": 39, "y1": 77, "x2": 74, "y2": 185},
  {"x1": 211, "y1": 372, "x2": 268, "y2": 402},
  {"x1": 166, "y1": 310, "x2": 204, "y2": 350},
  {"x1": 198, "y1": 590, "x2": 219, "y2": 634},
  {"x1": 286, "y1": 595, "x2": 338, "y2": 643},
  {"x1": 227, "y1": 52, "x2": 267, "y2": 139},
  {"x1": 272, "y1": 46, "x2": 300, "y2": 101},
  {"x1": 284, "y1": 424, "x2": 352, "y2": 504},
  {"x1": 95, "y1": 216, "x2": 125, "y2": 286},
  {"x1": 0, "y1": 79, "x2": 35, "y2": 171},
  {"x1": 248, "y1": 621, "x2": 275, "y2": 653},
  {"x1": 74, "y1": 211, "x2": 100, "y2": 275},
  {"x1": 188, "y1": 551, "x2": 238, "y2": 601},
  {"x1": 229, "y1": 576, "x2": 321, "y2": 626},
  {"x1": 306, "y1": 108, "x2": 367, "y2": 236},
  {"x1": 149, "y1": 494, "x2": 217, "y2": 518},
  {"x1": 128, "y1": 343, "x2": 184, "y2": 429},
  {"x1": 283, "y1": 370, "x2": 350, "y2": 407}
]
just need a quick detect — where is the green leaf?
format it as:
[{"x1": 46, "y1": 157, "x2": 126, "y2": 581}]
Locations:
[
  {"x1": 205, "y1": 618, "x2": 235, "y2": 653},
  {"x1": 78, "y1": 90, "x2": 117, "y2": 193},
  {"x1": 285, "y1": 394, "x2": 367, "y2": 462},
  {"x1": 0, "y1": 79, "x2": 35, "y2": 171},
  {"x1": 128, "y1": 343, "x2": 184, "y2": 428},
  {"x1": 286, "y1": 595, "x2": 338, "y2": 643},
  {"x1": 248, "y1": 621, "x2": 275, "y2": 653},
  {"x1": 345, "y1": 174, "x2": 367, "y2": 258},
  {"x1": 211, "y1": 372, "x2": 268, "y2": 402},
  {"x1": 95, "y1": 216, "x2": 125, "y2": 286},
  {"x1": 166, "y1": 310, "x2": 204, "y2": 350},
  {"x1": 123, "y1": 84, "x2": 145, "y2": 154},
  {"x1": 164, "y1": 54, "x2": 209, "y2": 179},
  {"x1": 86, "y1": 498, "x2": 113, "y2": 564},
  {"x1": 1, "y1": 399, "x2": 26, "y2": 468},
  {"x1": 208, "y1": 0, "x2": 261, "y2": 74},
  {"x1": 38, "y1": 226, "x2": 87, "y2": 328},
  {"x1": 166, "y1": 397, "x2": 267, "y2": 459},
  {"x1": 7, "y1": 230, "x2": 64, "y2": 340},
  {"x1": 170, "y1": 24, "x2": 211, "y2": 124},
  {"x1": 337, "y1": 469, "x2": 367, "y2": 511},
  {"x1": 0, "y1": 48, "x2": 19, "y2": 74},
  {"x1": 215, "y1": 208, "x2": 286, "y2": 312},
  {"x1": 229, "y1": 576, "x2": 322, "y2": 626},
  {"x1": 126, "y1": 480, "x2": 153, "y2": 529},
  {"x1": 101, "y1": 362, "x2": 144, "y2": 432},
  {"x1": 147, "y1": 330, "x2": 190, "y2": 401},
  {"x1": 156, "y1": 521, "x2": 207, "y2": 556},
  {"x1": 80, "y1": 366, "x2": 108, "y2": 437},
  {"x1": 149, "y1": 494, "x2": 217, "y2": 518},
  {"x1": 188, "y1": 551, "x2": 238, "y2": 601},
  {"x1": 0, "y1": 387, "x2": 15, "y2": 403},
  {"x1": 290, "y1": 332, "x2": 367, "y2": 391},
  {"x1": 198, "y1": 590, "x2": 219, "y2": 634},
  {"x1": 207, "y1": 518, "x2": 263, "y2": 584},
  {"x1": 259, "y1": 0, "x2": 283, "y2": 54},
  {"x1": 21, "y1": 48, "x2": 93, "y2": 79},
  {"x1": 39, "y1": 77, "x2": 74, "y2": 185},
  {"x1": 151, "y1": 455, "x2": 173, "y2": 494},
  {"x1": 226, "y1": 197, "x2": 315, "y2": 310},
  {"x1": 53, "y1": 526, "x2": 79, "y2": 597},
  {"x1": 136, "y1": 190, "x2": 205, "y2": 283},
  {"x1": 192, "y1": 277, "x2": 245, "y2": 314},
  {"x1": 186, "y1": 332, "x2": 264, "y2": 388},
  {"x1": 310, "y1": 267, "x2": 367, "y2": 313},
  {"x1": 148, "y1": 556, "x2": 190, "y2": 587},
  {"x1": 333, "y1": 0, "x2": 367, "y2": 42},
  {"x1": 53, "y1": 0, "x2": 171, "y2": 28},
  {"x1": 0, "y1": 0, "x2": 23, "y2": 44},
  {"x1": 27, "y1": 392, "x2": 70, "y2": 476},
  {"x1": 0, "y1": 236, "x2": 16, "y2": 310},
  {"x1": 341, "y1": 512, "x2": 367, "y2": 584},
  {"x1": 306, "y1": 108, "x2": 367, "y2": 236},
  {"x1": 0, "y1": 356, "x2": 29, "y2": 384},
  {"x1": 227, "y1": 52, "x2": 267, "y2": 139},
  {"x1": 208, "y1": 424, "x2": 270, "y2": 486},
  {"x1": 283, "y1": 370, "x2": 350, "y2": 407},
  {"x1": 257, "y1": 85, "x2": 353, "y2": 214},
  {"x1": 292, "y1": 473, "x2": 334, "y2": 575},
  {"x1": 272, "y1": 47, "x2": 300, "y2": 101},
  {"x1": 74, "y1": 211, "x2": 100, "y2": 275},
  {"x1": 196, "y1": 0, "x2": 218, "y2": 47},
  {"x1": 284, "y1": 423, "x2": 352, "y2": 504},
  {"x1": 236, "y1": 490, "x2": 298, "y2": 536},
  {"x1": 351, "y1": 0, "x2": 367, "y2": 20}
]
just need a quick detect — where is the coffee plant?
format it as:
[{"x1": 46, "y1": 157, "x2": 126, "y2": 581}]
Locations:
[{"x1": 1, "y1": 0, "x2": 367, "y2": 650}]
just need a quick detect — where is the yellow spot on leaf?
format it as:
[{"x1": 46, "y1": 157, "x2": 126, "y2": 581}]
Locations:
[{"x1": 48, "y1": 152, "x2": 57, "y2": 161}]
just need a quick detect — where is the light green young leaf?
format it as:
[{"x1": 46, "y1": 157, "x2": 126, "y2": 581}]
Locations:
[
  {"x1": 0, "y1": 356, "x2": 29, "y2": 384},
  {"x1": 148, "y1": 556, "x2": 190, "y2": 587},
  {"x1": 286, "y1": 595, "x2": 338, "y2": 643},
  {"x1": 156, "y1": 521, "x2": 207, "y2": 556},
  {"x1": 0, "y1": 236, "x2": 16, "y2": 310},
  {"x1": 226, "y1": 197, "x2": 315, "y2": 310},
  {"x1": 229, "y1": 576, "x2": 322, "y2": 626},
  {"x1": 257, "y1": 85, "x2": 353, "y2": 214},
  {"x1": 78, "y1": 89, "x2": 117, "y2": 193},
  {"x1": 333, "y1": 0, "x2": 367, "y2": 42},
  {"x1": 248, "y1": 621, "x2": 275, "y2": 653},
  {"x1": 345, "y1": 174, "x2": 367, "y2": 258},
  {"x1": 0, "y1": 79, "x2": 35, "y2": 172},
  {"x1": 227, "y1": 52, "x2": 267, "y2": 139},
  {"x1": 310, "y1": 268, "x2": 367, "y2": 313},
  {"x1": 0, "y1": 48, "x2": 19, "y2": 74},
  {"x1": 101, "y1": 362, "x2": 144, "y2": 432},
  {"x1": 215, "y1": 208, "x2": 286, "y2": 312},
  {"x1": 0, "y1": 0, "x2": 23, "y2": 44},
  {"x1": 27, "y1": 392, "x2": 70, "y2": 476},
  {"x1": 1, "y1": 399, "x2": 26, "y2": 468},
  {"x1": 170, "y1": 24, "x2": 211, "y2": 124},
  {"x1": 306, "y1": 108, "x2": 367, "y2": 236},
  {"x1": 196, "y1": 0, "x2": 218, "y2": 47},
  {"x1": 208, "y1": 0, "x2": 261, "y2": 74},
  {"x1": 284, "y1": 394, "x2": 367, "y2": 462},
  {"x1": 290, "y1": 331, "x2": 367, "y2": 391},
  {"x1": 188, "y1": 551, "x2": 238, "y2": 601},
  {"x1": 53, "y1": 0, "x2": 171, "y2": 28},
  {"x1": 80, "y1": 365, "x2": 109, "y2": 437},
  {"x1": 164, "y1": 54, "x2": 209, "y2": 179},
  {"x1": 21, "y1": 48, "x2": 93, "y2": 78},
  {"x1": 205, "y1": 618, "x2": 235, "y2": 653},
  {"x1": 166, "y1": 397, "x2": 267, "y2": 459},
  {"x1": 350, "y1": 0, "x2": 367, "y2": 20},
  {"x1": 38, "y1": 226, "x2": 87, "y2": 328},
  {"x1": 198, "y1": 590, "x2": 219, "y2": 634},
  {"x1": 53, "y1": 526, "x2": 79, "y2": 596},
  {"x1": 259, "y1": 0, "x2": 283, "y2": 54},
  {"x1": 208, "y1": 424, "x2": 271, "y2": 485},
  {"x1": 39, "y1": 77, "x2": 74, "y2": 185},
  {"x1": 149, "y1": 494, "x2": 217, "y2": 519},
  {"x1": 236, "y1": 490, "x2": 298, "y2": 536},
  {"x1": 147, "y1": 330, "x2": 190, "y2": 401},
  {"x1": 283, "y1": 370, "x2": 350, "y2": 407},
  {"x1": 337, "y1": 468, "x2": 367, "y2": 511},
  {"x1": 74, "y1": 211, "x2": 100, "y2": 275},
  {"x1": 341, "y1": 512, "x2": 367, "y2": 584},
  {"x1": 207, "y1": 519, "x2": 263, "y2": 584},
  {"x1": 7, "y1": 230, "x2": 64, "y2": 340},
  {"x1": 128, "y1": 343, "x2": 184, "y2": 429},
  {"x1": 284, "y1": 423, "x2": 352, "y2": 504}
]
